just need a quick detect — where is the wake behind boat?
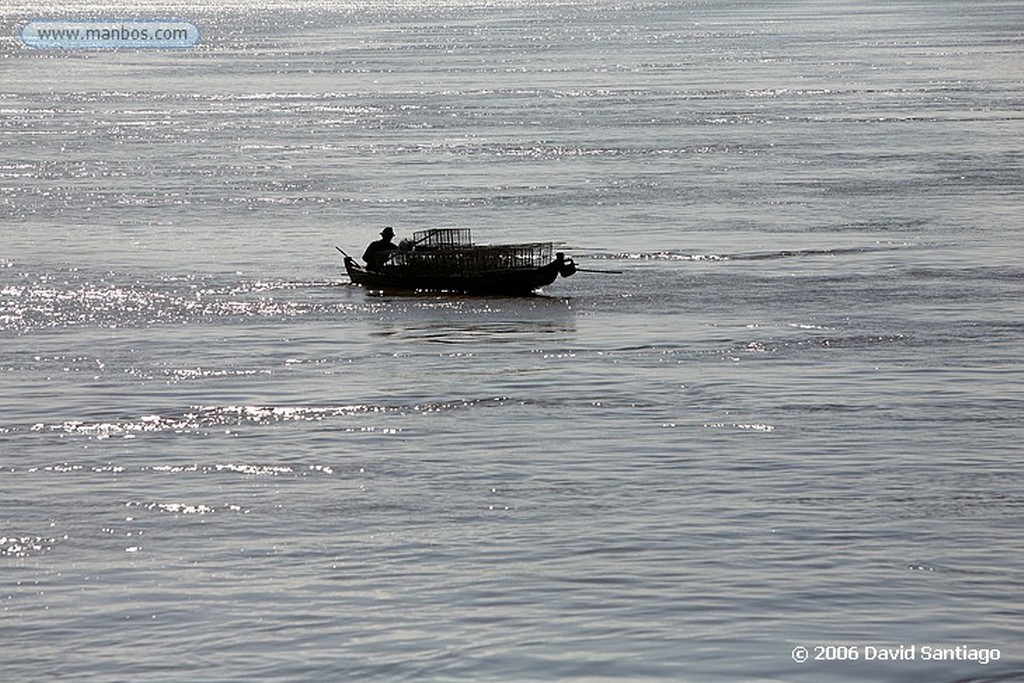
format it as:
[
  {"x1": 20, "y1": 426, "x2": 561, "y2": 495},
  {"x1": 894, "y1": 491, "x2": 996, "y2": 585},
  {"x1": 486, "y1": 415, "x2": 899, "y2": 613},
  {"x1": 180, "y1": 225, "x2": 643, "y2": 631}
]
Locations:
[{"x1": 341, "y1": 228, "x2": 577, "y2": 295}]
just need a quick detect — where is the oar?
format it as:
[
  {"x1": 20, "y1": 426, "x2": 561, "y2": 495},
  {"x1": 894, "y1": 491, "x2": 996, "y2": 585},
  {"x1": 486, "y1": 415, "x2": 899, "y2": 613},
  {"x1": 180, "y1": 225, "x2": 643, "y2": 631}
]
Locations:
[
  {"x1": 335, "y1": 246, "x2": 352, "y2": 259},
  {"x1": 576, "y1": 267, "x2": 623, "y2": 274}
]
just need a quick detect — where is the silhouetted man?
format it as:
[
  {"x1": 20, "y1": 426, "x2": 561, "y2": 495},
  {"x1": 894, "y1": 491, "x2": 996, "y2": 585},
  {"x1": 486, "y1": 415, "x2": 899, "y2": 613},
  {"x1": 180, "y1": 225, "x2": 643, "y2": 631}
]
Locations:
[{"x1": 362, "y1": 227, "x2": 398, "y2": 270}]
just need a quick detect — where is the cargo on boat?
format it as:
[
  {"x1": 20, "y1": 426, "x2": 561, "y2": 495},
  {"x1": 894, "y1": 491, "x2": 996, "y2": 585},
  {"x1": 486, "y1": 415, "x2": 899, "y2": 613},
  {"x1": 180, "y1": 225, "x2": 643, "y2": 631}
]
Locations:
[{"x1": 342, "y1": 228, "x2": 576, "y2": 295}]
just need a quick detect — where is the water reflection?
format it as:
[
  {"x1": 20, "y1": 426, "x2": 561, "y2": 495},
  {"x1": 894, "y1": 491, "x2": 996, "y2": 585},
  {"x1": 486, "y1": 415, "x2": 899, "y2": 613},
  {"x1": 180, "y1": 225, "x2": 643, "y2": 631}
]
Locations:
[{"x1": 367, "y1": 293, "x2": 576, "y2": 344}]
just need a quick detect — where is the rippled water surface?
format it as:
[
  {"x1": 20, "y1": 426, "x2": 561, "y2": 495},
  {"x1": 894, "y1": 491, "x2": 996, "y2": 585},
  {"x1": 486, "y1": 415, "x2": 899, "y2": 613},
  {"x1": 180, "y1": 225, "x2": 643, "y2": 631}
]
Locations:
[{"x1": 2, "y1": 1, "x2": 1023, "y2": 681}]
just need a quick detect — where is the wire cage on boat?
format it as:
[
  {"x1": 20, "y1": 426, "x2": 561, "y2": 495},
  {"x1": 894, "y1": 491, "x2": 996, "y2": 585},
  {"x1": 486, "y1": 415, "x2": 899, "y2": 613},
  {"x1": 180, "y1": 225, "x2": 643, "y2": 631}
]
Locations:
[
  {"x1": 387, "y1": 236, "x2": 554, "y2": 276},
  {"x1": 412, "y1": 228, "x2": 472, "y2": 249}
]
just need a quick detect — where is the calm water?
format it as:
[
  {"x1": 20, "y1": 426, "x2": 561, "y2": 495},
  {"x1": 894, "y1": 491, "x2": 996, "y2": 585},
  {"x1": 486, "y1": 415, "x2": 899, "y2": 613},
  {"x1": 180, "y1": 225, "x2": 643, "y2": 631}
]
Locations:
[{"x1": 2, "y1": 1, "x2": 1023, "y2": 681}]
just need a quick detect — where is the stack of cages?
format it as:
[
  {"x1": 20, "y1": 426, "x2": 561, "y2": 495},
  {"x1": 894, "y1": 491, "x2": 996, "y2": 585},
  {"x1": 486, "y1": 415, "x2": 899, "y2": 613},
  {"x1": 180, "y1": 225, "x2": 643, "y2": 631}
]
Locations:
[
  {"x1": 386, "y1": 228, "x2": 471, "y2": 274},
  {"x1": 389, "y1": 229, "x2": 553, "y2": 275}
]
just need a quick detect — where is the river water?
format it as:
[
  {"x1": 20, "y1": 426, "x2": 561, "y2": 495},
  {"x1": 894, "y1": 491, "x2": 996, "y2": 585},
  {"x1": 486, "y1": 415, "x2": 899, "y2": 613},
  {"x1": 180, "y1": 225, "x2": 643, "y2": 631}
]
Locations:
[{"x1": 1, "y1": 1, "x2": 1022, "y2": 681}]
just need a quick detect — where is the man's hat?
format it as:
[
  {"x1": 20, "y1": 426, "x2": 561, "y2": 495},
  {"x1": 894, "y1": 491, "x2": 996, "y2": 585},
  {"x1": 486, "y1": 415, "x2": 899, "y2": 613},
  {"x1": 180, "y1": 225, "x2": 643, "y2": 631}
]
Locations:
[{"x1": 381, "y1": 227, "x2": 395, "y2": 238}]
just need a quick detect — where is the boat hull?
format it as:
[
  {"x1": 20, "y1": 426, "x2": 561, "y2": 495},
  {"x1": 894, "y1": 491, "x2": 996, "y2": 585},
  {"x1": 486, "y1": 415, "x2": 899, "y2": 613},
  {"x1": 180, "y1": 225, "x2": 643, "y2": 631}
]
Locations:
[{"x1": 344, "y1": 255, "x2": 575, "y2": 295}]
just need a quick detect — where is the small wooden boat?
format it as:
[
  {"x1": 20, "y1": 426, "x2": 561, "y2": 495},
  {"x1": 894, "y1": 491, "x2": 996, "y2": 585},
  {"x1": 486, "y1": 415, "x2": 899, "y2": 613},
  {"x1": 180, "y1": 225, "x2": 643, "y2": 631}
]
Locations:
[{"x1": 342, "y1": 228, "x2": 577, "y2": 295}]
